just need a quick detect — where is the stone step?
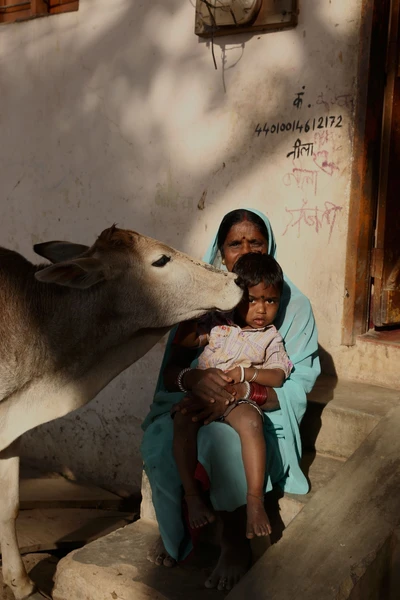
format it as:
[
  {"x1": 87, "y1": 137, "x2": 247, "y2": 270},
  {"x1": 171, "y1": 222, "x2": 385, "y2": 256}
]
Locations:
[
  {"x1": 278, "y1": 451, "x2": 344, "y2": 528},
  {"x1": 301, "y1": 375, "x2": 400, "y2": 459},
  {"x1": 52, "y1": 518, "x2": 222, "y2": 600},
  {"x1": 19, "y1": 464, "x2": 125, "y2": 511},
  {"x1": 52, "y1": 452, "x2": 343, "y2": 600},
  {"x1": 226, "y1": 404, "x2": 400, "y2": 600}
]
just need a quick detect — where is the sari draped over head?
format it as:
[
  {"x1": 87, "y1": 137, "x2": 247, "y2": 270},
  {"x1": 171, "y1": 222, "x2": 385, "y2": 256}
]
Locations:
[{"x1": 141, "y1": 209, "x2": 320, "y2": 561}]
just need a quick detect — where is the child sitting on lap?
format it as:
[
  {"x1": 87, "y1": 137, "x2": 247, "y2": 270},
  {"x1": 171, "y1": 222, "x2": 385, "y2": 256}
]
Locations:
[{"x1": 171, "y1": 252, "x2": 292, "y2": 539}]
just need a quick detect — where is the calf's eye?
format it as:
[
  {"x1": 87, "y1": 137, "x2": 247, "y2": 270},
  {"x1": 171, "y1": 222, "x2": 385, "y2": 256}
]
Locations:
[{"x1": 152, "y1": 255, "x2": 171, "y2": 267}]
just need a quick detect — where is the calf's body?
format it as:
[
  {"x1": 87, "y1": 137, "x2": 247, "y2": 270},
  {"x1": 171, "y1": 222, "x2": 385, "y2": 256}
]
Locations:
[{"x1": 0, "y1": 226, "x2": 242, "y2": 599}]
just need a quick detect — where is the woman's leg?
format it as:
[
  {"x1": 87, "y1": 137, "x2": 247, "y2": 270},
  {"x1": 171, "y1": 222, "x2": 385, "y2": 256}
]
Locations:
[
  {"x1": 224, "y1": 404, "x2": 271, "y2": 538},
  {"x1": 172, "y1": 411, "x2": 215, "y2": 529},
  {"x1": 205, "y1": 505, "x2": 252, "y2": 591},
  {"x1": 141, "y1": 414, "x2": 186, "y2": 567},
  {"x1": 197, "y1": 423, "x2": 251, "y2": 591}
]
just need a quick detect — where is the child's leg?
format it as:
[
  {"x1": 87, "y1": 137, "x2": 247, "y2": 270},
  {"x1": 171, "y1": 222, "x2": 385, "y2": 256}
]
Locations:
[
  {"x1": 224, "y1": 403, "x2": 271, "y2": 539},
  {"x1": 172, "y1": 410, "x2": 215, "y2": 529}
]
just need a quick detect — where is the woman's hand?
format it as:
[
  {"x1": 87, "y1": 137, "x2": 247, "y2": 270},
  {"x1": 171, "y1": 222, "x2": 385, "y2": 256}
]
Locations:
[
  {"x1": 178, "y1": 395, "x2": 231, "y2": 425},
  {"x1": 174, "y1": 368, "x2": 235, "y2": 420},
  {"x1": 185, "y1": 368, "x2": 234, "y2": 405},
  {"x1": 225, "y1": 382, "x2": 248, "y2": 399}
]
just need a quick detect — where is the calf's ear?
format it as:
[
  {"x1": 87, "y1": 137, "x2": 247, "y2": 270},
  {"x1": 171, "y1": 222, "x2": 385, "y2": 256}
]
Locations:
[
  {"x1": 35, "y1": 257, "x2": 105, "y2": 289},
  {"x1": 34, "y1": 241, "x2": 90, "y2": 264}
]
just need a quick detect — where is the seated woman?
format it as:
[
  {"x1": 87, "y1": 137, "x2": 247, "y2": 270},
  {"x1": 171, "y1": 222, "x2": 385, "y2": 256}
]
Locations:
[{"x1": 141, "y1": 208, "x2": 320, "y2": 592}]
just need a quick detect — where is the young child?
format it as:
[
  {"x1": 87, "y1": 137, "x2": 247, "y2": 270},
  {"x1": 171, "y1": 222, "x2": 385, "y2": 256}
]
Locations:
[{"x1": 171, "y1": 252, "x2": 292, "y2": 540}]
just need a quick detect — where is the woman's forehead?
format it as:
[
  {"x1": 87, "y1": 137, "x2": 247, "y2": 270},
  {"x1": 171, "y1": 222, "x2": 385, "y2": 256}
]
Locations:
[{"x1": 225, "y1": 221, "x2": 266, "y2": 240}]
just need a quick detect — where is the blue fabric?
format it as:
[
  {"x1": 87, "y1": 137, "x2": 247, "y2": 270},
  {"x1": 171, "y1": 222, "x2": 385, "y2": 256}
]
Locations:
[{"x1": 141, "y1": 209, "x2": 320, "y2": 561}]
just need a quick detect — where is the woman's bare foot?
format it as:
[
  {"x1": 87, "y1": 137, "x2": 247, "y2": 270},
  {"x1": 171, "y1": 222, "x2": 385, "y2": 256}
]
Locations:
[
  {"x1": 185, "y1": 494, "x2": 216, "y2": 529},
  {"x1": 147, "y1": 537, "x2": 176, "y2": 567},
  {"x1": 246, "y1": 493, "x2": 271, "y2": 539},
  {"x1": 204, "y1": 540, "x2": 251, "y2": 591}
]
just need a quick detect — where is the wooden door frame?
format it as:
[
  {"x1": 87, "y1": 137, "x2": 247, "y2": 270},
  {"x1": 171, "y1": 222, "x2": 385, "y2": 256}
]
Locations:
[{"x1": 342, "y1": 0, "x2": 392, "y2": 345}]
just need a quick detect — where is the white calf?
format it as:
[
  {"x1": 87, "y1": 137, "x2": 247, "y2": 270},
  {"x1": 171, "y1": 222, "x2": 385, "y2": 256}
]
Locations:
[{"x1": 0, "y1": 225, "x2": 242, "y2": 599}]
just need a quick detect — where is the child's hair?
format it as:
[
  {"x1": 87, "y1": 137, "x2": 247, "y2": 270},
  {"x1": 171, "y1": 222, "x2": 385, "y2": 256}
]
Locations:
[{"x1": 232, "y1": 252, "x2": 284, "y2": 294}]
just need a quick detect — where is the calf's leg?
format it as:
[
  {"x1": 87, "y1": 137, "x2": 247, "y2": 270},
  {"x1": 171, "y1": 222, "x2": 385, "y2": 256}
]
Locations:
[{"x1": 0, "y1": 439, "x2": 36, "y2": 600}]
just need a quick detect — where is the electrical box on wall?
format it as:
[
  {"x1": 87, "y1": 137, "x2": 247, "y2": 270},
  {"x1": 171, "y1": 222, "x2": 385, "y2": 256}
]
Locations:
[{"x1": 195, "y1": 0, "x2": 298, "y2": 37}]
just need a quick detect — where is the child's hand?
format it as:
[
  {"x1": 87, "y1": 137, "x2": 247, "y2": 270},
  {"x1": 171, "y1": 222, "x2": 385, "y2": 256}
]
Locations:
[{"x1": 225, "y1": 367, "x2": 241, "y2": 384}]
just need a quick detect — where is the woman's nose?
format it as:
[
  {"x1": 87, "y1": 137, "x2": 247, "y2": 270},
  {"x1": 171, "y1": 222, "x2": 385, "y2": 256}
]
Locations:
[{"x1": 242, "y1": 240, "x2": 251, "y2": 253}]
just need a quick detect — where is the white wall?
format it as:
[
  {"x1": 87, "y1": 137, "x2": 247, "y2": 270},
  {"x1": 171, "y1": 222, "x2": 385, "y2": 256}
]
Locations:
[{"x1": 0, "y1": 0, "x2": 372, "y2": 493}]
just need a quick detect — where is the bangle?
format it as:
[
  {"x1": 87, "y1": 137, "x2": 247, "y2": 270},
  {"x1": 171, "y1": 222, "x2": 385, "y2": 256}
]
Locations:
[
  {"x1": 242, "y1": 381, "x2": 251, "y2": 400},
  {"x1": 249, "y1": 382, "x2": 268, "y2": 406},
  {"x1": 177, "y1": 368, "x2": 191, "y2": 392},
  {"x1": 239, "y1": 365, "x2": 245, "y2": 383},
  {"x1": 249, "y1": 368, "x2": 258, "y2": 383}
]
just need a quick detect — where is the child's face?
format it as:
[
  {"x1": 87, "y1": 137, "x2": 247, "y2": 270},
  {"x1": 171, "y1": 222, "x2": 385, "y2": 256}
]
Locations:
[{"x1": 237, "y1": 282, "x2": 281, "y2": 329}]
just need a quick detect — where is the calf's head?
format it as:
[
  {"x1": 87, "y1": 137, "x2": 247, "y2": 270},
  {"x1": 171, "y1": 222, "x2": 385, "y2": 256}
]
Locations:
[{"x1": 34, "y1": 225, "x2": 242, "y2": 328}]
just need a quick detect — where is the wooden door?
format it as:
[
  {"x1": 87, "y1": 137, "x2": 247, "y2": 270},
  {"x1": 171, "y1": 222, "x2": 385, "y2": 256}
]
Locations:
[{"x1": 372, "y1": 0, "x2": 400, "y2": 326}]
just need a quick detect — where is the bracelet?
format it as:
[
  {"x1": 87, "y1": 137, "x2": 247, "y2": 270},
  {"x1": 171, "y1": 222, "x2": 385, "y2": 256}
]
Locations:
[
  {"x1": 249, "y1": 368, "x2": 258, "y2": 383},
  {"x1": 242, "y1": 381, "x2": 251, "y2": 400},
  {"x1": 249, "y1": 382, "x2": 268, "y2": 406},
  {"x1": 239, "y1": 365, "x2": 245, "y2": 383},
  {"x1": 176, "y1": 368, "x2": 192, "y2": 393}
]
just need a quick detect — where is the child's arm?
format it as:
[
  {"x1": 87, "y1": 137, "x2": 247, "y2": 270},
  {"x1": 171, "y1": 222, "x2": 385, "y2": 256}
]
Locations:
[
  {"x1": 225, "y1": 333, "x2": 292, "y2": 388},
  {"x1": 225, "y1": 366, "x2": 286, "y2": 388},
  {"x1": 246, "y1": 367, "x2": 285, "y2": 388}
]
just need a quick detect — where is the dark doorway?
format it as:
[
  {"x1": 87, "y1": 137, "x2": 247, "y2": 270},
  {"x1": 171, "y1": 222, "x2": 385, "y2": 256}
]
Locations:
[{"x1": 370, "y1": 0, "x2": 400, "y2": 329}]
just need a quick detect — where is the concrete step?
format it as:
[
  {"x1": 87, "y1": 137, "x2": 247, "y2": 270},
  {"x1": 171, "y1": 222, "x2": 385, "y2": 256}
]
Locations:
[
  {"x1": 226, "y1": 403, "x2": 400, "y2": 600},
  {"x1": 52, "y1": 452, "x2": 343, "y2": 600},
  {"x1": 301, "y1": 375, "x2": 400, "y2": 459},
  {"x1": 52, "y1": 518, "x2": 222, "y2": 600},
  {"x1": 278, "y1": 451, "x2": 344, "y2": 528},
  {"x1": 19, "y1": 463, "x2": 125, "y2": 511},
  {"x1": 16, "y1": 508, "x2": 136, "y2": 555}
]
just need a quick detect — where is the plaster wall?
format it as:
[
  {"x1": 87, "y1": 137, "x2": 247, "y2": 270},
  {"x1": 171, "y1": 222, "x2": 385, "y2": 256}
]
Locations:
[{"x1": 1, "y1": 0, "x2": 388, "y2": 493}]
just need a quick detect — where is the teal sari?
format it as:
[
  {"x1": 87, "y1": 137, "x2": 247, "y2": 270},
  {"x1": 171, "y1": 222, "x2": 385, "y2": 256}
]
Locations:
[{"x1": 141, "y1": 210, "x2": 320, "y2": 561}]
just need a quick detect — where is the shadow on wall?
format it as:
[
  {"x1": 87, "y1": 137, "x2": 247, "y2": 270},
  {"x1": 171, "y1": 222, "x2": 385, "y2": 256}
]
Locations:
[
  {"x1": 300, "y1": 344, "x2": 338, "y2": 485},
  {"x1": 0, "y1": 1, "x2": 359, "y2": 251},
  {"x1": 0, "y1": 0, "x2": 355, "y2": 489}
]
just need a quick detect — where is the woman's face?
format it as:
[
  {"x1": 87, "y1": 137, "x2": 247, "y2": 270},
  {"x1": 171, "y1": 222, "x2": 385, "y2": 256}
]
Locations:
[{"x1": 222, "y1": 221, "x2": 268, "y2": 272}]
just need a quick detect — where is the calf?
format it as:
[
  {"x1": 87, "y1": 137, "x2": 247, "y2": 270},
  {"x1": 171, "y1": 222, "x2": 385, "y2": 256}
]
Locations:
[{"x1": 0, "y1": 225, "x2": 242, "y2": 599}]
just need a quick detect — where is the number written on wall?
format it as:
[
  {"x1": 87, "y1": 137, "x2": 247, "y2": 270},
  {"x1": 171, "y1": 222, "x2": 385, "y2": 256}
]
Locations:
[{"x1": 254, "y1": 115, "x2": 343, "y2": 137}]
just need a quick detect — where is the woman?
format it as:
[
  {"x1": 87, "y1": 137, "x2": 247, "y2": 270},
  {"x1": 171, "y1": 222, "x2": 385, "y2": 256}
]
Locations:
[{"x1": 141, "y1": 209, "x2": 320, "y2": 591}]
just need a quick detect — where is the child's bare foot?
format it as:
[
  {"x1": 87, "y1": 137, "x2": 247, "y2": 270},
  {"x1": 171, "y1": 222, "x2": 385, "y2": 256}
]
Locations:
[
  {"x1": 185, "y1": 494, "x2": 216, "y2": 529},
  {"x1": 246, "y1": 493, "x2": 271, "y2": 539}
]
